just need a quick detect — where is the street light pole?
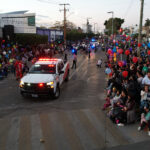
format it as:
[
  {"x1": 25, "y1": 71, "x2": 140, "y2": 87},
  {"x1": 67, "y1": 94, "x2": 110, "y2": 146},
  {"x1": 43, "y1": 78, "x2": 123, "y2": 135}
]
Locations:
[
  {"x1": 137, "y1": 0, "x2": 144, "y2": 56},
  {"x1": 94, "y1": 23, "x2": 97, "y2": 34},
  {"x1": 112, "y1": 12, "x2": 114, "y2": 36},
  {"x1": 107, "y1": 11, "x2": 114, "y2": 36}
]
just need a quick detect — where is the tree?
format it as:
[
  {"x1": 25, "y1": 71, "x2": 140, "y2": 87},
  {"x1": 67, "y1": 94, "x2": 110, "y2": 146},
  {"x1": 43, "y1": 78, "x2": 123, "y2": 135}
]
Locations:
[
  {"x1": 39, "y1": 26, "x2": 47, "y2": 29},
  {"x1": 145, "y1": 19, "x2": 150, "y2": 27},
  {"x1": 66, "y1": 29, "x2": 94, "y2": 41},
  {"x1": 50, "y1": 21, "x2": 76, "y2": 31},
  {"x1": 66, "y1": 21, "x2": 76, "y2": 31},
  {"x1": 50, "y1": 21, "x2": 63, "y2": 30},
  {"x1": 51, "y1": 21, "x2": 92, "y2": 41},
  {"x1": 104, "y1": 17, "x2": 124, "y2": 35}
]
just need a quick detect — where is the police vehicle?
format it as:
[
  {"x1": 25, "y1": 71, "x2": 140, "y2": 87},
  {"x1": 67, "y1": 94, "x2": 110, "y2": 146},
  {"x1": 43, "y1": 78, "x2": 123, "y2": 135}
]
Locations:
[{"x1": 19, "y1": 58, "x2": 70, "y2": 99}]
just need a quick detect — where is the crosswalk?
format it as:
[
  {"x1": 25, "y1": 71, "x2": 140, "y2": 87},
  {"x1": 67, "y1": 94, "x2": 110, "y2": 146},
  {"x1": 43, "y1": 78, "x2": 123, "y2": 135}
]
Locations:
[{"x1": 0, "y1": 108, "x2": 131, "y2": 150}]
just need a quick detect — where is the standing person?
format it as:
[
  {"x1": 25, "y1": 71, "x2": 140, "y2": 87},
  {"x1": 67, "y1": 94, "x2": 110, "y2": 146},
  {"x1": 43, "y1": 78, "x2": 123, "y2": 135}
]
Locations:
[
  {"x1": 97, "y1": 59, "x2": 102, "y2": 68},
  {"x1": 88, "y1": 49, "x2": 91, "y2": 59},
  {"x1": 14, "y1": 60, "x2": 19, "y2": 80},
  {"x1": 71, "y1": 54, "x2": 77, "y2": 69},
  {"x1": 14, "y1": 60, "x2": 23, "y2": 80},
  {"x1": 22, "y1": 63, "x2": 29, "y2": 75},
  {"x1": 18, "y1": 61, "x2": 23, "y2": 79},
  {"x1": 64, "y1": 51, "x2": 68, "y2": 64},
  {"x1": 3, "y1": 62, "x2": 8, "y2": 77}
]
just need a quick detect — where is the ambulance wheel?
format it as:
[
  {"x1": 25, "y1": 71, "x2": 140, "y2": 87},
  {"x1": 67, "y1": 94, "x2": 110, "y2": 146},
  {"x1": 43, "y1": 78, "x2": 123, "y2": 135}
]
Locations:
[{"x1": 53, "y1": 86, "x2": 60, "y2": 99}]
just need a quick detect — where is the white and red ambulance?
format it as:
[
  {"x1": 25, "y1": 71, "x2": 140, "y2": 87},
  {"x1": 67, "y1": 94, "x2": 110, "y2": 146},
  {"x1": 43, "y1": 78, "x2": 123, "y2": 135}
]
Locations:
[{"x1": 19, "y1": 58, "x2": 70, "y2": 99}]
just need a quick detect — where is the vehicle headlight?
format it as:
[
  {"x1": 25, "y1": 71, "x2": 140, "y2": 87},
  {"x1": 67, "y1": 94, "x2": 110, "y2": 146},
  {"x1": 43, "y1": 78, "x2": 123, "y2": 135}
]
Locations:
[
  {"x1": 47, "y1": 82, "x2": 54, "y2": 86},
  {"x1": 20, "y1": 80, "x2": 24, "y2": 87}
]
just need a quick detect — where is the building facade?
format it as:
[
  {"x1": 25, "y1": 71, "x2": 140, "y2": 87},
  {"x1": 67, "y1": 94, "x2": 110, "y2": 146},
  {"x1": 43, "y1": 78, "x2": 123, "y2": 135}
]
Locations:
[
  {"x1": 0, "y1": 28, "x2": 2, "y2": 38},
  {"x1": 36, "y1": 28, "x2": 63, "y2": 42},
  {"x1": 0, "y1": 11, "x2": 36, "y2": 34}
]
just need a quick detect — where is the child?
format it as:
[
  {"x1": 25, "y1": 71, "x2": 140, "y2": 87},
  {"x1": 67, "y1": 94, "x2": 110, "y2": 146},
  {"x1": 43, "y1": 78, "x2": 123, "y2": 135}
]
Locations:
[
  {"x1": 97, "y1": 59, "x2": 102, "y2": 68},
  {"x1": 110, "y1": 90, "x2": 121, "y2": 108},
  {"x1": 102, "y1": 87, "x2": 117, "y2": 110}
]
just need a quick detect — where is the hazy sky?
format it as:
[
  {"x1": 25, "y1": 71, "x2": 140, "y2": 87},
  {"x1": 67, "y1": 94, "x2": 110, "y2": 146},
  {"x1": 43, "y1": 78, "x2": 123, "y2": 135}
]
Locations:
[{"x1": 1, "y1": 0, "x2": 150, "y2": 31}]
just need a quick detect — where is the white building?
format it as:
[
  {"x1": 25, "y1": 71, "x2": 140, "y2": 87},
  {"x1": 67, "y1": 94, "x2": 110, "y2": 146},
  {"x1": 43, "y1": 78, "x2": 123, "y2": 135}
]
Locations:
[{"x1": 0, "y1": 11, "x2": 36, "y2": 34}]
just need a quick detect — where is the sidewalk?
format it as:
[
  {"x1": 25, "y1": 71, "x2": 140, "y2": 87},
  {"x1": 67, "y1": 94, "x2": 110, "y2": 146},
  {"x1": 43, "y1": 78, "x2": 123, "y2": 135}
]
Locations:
[{"x1": 102, "y1": 140, "x2": 150, "y2": 150}]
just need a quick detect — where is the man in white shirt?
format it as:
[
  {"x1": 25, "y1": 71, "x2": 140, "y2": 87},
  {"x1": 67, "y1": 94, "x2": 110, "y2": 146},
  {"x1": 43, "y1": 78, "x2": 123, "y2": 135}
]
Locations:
[{"x1": 142, "y1": 71, "x2": 150, "y2": 86}]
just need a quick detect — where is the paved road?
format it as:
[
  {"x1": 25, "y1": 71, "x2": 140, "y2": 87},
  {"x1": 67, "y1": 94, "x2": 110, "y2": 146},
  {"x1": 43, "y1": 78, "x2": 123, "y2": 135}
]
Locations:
[{"x1": 0, "y1": 49, "x2": 150, "y2": 150}]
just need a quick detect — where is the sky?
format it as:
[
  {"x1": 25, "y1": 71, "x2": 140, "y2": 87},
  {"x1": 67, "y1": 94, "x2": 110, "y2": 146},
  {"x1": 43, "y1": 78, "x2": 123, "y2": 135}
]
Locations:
[{"x1": 0, "y1": 0, "x2": 150, "y2": 31}]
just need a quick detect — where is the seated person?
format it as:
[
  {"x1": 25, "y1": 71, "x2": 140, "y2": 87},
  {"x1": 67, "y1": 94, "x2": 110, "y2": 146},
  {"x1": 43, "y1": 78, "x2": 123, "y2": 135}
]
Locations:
[
  {"x1": 110, "y1": 90, "x2": 121, "y2": 108},
  {"x1": 140, "y1": 85, "x2": 150, "y2": 111},
  {"x1": 108, "y1": 100, "x2": 126, "y2": 124},
  {"x1": 138, "y1": 106, "x2": 150, "y2": 136},
  {"x1": 119, "y1": 90, "x2": 128, "y2": 105},
  {"x1": 123, "y1": 95, "x2": 136, "y2": 124},
  {"x1": 102, "y1": 87, "x2": 117, "y2": 110}
]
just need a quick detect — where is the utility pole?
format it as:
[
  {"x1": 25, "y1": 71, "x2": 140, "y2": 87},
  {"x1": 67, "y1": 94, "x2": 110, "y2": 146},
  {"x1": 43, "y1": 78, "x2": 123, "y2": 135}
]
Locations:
[
  {"x1": 137, "y1": 0, "x2": 144, "y2": 56},
  {"x1": 94, "y1": 23, "x2": 97, "y2": 34},
  {"x1": 107, "y1": 11, "x2": 114, "y2": 37},
  {"x1": 59, "y1": 3, "x2": 70, "y2": 48},
  {"x1": 86, "y1": 18, "x2": 92, "y2": 33}
]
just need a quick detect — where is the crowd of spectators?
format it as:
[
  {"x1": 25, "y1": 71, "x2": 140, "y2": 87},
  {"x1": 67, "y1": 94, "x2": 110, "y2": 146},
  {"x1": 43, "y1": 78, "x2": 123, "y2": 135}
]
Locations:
[
  {"x1": 103, "y1": 36, "x2": 150, "y2": 136},
  {"x1": 0, "y1": 39, "x2": 63, "y2": 80}
]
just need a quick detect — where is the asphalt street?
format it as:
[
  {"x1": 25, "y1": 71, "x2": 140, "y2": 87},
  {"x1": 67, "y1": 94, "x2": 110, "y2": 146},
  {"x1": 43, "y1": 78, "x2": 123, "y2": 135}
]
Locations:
[{"x1": 0, "y1": 49, "x2": 150, "y2": 150}]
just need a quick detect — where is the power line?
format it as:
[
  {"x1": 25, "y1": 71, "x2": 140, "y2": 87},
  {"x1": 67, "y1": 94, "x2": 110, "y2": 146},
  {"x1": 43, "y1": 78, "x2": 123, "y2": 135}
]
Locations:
[{"x1": 124, "y1": 0, "x2": 135, "y2": 19}]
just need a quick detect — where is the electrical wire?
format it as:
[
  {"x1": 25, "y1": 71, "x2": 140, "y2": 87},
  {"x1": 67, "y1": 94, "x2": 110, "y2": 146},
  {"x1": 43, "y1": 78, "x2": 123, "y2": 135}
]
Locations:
[
  {"x1": 124, "y1": 0, "x2": 135, "y2": 19},
  {"x1": 37, "y1": 0, "x2": 60, "y2": 5}
]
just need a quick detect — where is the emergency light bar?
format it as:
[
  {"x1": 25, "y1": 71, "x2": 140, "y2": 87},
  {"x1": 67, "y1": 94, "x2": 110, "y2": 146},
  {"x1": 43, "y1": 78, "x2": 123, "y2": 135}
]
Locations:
[
  {"x1": 48, "y1": 64, "x2": 55, "y2": 67},
  {"x1": 39, "y1": 58, "x2": 58, "y2": 61}
]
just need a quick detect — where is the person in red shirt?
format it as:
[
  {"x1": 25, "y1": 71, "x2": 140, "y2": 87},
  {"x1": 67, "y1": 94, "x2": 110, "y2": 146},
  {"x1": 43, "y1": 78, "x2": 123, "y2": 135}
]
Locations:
[{"x1": 14, "y1": 60, "x2": 23, "y2": 80}]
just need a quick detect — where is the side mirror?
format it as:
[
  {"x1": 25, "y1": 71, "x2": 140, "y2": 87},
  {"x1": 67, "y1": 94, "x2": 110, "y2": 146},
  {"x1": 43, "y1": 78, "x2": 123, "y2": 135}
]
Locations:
[{"x1": 60, "y1": 70, "x2": 64, "y2": 74}]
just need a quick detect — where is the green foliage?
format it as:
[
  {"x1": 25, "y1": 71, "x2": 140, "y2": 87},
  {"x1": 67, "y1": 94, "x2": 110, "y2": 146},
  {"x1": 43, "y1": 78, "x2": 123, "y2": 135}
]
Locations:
[
  {"x1": 145, "y1": 19, "x2": 150, "y2": 27},
  {"x1": 15, "y1": 34, "x2": 48, "y2": 46},
  {"x1": 66, "y1": 29, "x2": 94, "y2": 41},
  {"x1": 104, "y1": 17, "x2": 124, "y2": 35}
]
